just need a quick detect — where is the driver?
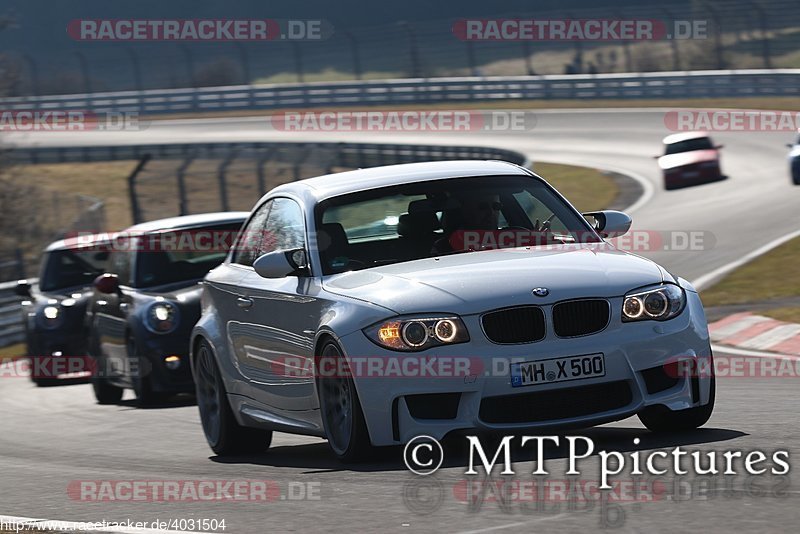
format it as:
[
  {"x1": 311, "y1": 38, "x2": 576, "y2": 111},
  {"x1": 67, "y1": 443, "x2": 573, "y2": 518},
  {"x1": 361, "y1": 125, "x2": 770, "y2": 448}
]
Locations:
[{"x1": 432, "y1": 191, "x2": 501, "y2": 254}]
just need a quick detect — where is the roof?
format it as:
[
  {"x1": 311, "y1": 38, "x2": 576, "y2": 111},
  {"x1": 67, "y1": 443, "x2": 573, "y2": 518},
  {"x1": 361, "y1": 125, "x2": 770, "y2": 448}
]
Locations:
[
  {"x1": 268, "y1": 160, "x2": 531, "y2": 201},
  {"x1": 662, "y1": 131, "x2": 711, "y2": 144},
  {"x1": 123, "y1": 211, "x2": 249, "y2": 233},
  {"x1": 45, "y1": 232, "x2": 117, "y2": 252}
]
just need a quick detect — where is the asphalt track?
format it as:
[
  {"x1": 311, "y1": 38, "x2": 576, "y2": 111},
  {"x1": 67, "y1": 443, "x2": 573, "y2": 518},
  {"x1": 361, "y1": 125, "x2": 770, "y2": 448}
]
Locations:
[{"x1": 2, "y1": 109, "x2": 800, "y2": 532}]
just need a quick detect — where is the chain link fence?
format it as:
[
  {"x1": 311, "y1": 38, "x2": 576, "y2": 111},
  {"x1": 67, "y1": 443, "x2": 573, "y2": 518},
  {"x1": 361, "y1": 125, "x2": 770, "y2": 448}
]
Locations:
[
  {"x1": 0, "y1": 177, "x2": 105, "y2": 280},
  {"x1": 2, "y1": 0, "x2": 798, "y2": 96}
]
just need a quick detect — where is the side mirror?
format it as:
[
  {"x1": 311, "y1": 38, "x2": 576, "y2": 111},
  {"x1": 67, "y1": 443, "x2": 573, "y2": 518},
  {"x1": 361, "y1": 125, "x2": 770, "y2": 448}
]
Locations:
[
  {"x1": 253, "y1": 249, "x2": 308, "y2": 279},
  {"x1": 93, "y1": 273, "x2": 120, "y2": 294},
  {"x1": 583, "y1": 210, "x2": 632, "y2": 238},
  {"x1": 715, "y1": 144, "x2": 724, "y2": 150},
  {"x1": 788, "y1": 144, "x2": 795, "y2": 149},
  {"x1": 14, "y1": 280, "x2": 31, "y2": 298}
]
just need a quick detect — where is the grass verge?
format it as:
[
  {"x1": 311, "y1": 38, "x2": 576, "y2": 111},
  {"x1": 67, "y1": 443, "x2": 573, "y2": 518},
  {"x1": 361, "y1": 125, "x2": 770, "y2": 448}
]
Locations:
[
  {"x1": 0, "y1": 343, "x2": 26, "y2": 359},
  {"x1": 701, "y1": 236, "x2": 800, "y2": 322},
  {"x1": 533, "y1": 162, "x2": 617, "y2": 213}
]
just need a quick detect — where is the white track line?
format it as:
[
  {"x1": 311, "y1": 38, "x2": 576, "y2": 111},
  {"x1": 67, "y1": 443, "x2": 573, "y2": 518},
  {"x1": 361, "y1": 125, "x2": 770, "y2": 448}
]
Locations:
[
  {"x1": 0, "y1": 514, "x2": 208, "y2": 534},
  {"x1": 692, "y1": 228, "x2": 800, "y2": 291},
  {"x1": 711, "y1": 343, "x2": 799, "y2": 360}
]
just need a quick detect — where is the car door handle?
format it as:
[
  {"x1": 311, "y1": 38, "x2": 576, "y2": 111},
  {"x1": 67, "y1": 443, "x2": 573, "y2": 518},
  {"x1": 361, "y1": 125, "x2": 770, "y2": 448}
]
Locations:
[{"x1": 236, "y1": 297, "x2": 254, "y2": 309}]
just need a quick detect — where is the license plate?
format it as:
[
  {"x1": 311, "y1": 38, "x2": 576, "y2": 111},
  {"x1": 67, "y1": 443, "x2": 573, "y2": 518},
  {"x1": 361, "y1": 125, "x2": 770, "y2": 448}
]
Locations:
[
  {"x1": 682, "y1": 171, "x2": 699, "y2": 178},
  {"x1": 510, "y1": 353, "x2": 605, "y2": 388}
]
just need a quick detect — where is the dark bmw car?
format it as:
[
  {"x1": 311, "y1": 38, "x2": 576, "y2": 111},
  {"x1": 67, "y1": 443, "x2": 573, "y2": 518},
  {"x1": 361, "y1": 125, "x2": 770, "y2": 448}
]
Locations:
[
  {"x1": 16, "y1": 235, "x2": 112, "y2": 385},
  {"x1": 87, "y1": 212, "x2": 247, "y2": 405},
  {"x1": 788, "y1": 134, "x2": 800, "y2": 185},
  {"x1": 657, "y1": 132, "x2": 726, "y2": 190}
]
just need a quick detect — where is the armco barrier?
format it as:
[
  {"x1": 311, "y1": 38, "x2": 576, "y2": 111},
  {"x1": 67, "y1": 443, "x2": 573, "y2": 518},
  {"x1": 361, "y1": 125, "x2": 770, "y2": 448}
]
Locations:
[
  {"x1": 0, "y1": 70, "x2": 798, "y2": 116},
  {"x1": 0, "y1": 280, "x2": 27, "y2": 348}
]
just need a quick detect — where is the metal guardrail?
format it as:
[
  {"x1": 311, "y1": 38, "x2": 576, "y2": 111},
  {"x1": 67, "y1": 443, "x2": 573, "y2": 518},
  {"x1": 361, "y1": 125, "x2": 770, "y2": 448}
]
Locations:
[
  {"x1": 10, "y1": 141, "x2": 528, "y2": 167},
  {"x1": 1, "y1": 70, "x2": 798, "y2": 115},
  {"x1": 0, "y1": 280, "x2": 27, "y2": 348}
]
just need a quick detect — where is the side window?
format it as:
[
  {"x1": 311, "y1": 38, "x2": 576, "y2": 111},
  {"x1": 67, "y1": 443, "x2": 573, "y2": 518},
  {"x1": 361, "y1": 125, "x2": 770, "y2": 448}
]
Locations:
[
  {"x1": 232, "y1": 201, "x2": 272, "y2": 267},
  {"x1": 261, "y1": 198, "x2": 306, "y2": 254}
]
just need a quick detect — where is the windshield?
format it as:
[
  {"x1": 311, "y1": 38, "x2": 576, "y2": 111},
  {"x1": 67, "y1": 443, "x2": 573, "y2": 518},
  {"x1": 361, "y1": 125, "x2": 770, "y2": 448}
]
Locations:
[
  {"x1": 39, "y1": 248, "x2": 109, "y2": 292},
  {"x1": 134, "y1": 223, "x2": 241, "y2": 287},
  {"x1": 665, "y1": 137, "x2": 714, "y2": 154},
  {"x1": 316, "y1": 174, "x2": 599, "y2": 275}
]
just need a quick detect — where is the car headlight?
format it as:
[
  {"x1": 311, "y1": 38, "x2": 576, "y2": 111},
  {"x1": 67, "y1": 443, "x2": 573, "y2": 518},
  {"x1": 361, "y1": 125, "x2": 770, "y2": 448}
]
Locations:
[
  {"x1": 39, "y1": 305, "x2": 63, "y2": 330},
  {"x1": 144, "y1": 301, "x2": 180, "y2": 334},
  {"x1": 622, "y1": 284, "x2": 685, "y2": 322},
  {"x1": 363, "y1": 315, "x2": 469, "y2": 352}
]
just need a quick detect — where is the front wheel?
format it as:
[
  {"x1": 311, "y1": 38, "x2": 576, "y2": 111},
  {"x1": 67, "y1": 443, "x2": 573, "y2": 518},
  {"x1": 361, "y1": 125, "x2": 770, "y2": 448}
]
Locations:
[
  {"x1": 639, "y1": 375, "x2": 715, "y2": 432},
  {"x1": 92, "y1": 373, "x2": 124, "y2": 404},
  {"x1": 194, "y1": 338, "x2": 272, "y2": 455},
  {"x1": 128, "y1": 338, "x2": 166, "y2": 407},
  {"x1": 318, "y1": 341, "x2": 373, "y2": 462}
]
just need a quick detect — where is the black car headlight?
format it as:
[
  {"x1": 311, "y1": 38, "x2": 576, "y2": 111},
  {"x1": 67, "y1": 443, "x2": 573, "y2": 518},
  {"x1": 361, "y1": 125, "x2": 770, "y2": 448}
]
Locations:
[
  {"x1": 144, "y1": 301, "x2": 180, "y2": 334},
  {"x1": 38, "y1": 304, "x2": 63, "y2": 330},
  {"x1": 364, "y1": 315, "x2": 469, "y2": 352},
  {"x1": 622, "y1": 284, "x2": 685, "y2": 322}
]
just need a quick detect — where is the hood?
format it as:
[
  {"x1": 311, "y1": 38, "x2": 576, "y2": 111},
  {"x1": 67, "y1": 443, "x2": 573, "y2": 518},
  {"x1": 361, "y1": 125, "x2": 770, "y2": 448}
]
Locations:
[
  {"x1": 322, "y1": 244, "x2": 664, "y2": 315},
  {"x1": 658, "y1": 149, "x2": 719, "y2": 170},
  {"x1": 139, "y1": 282, "x2": 203, "y2": 304}
]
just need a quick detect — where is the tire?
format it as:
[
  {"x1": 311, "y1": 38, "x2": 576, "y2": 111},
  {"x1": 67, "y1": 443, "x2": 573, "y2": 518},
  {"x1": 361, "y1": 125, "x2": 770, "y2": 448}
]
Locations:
[
  {"x1": 317, "y1": 341, "x2": 373, "y2": 463},
  {"x1": 128, "y1": 337, "x2": 165, "y2": 407},
  {"x1": 133, "y1": 372, "x2": 165, "y2": 407},
  {"x1": 92, "y1": 373, "x2": 124, "y2": 404},
  {"x1": 194, "y1": 338, "x2": 273, "y2": 455},
  {"x1": 639, "y1": 370, "x2": 716, "y2": 433}
]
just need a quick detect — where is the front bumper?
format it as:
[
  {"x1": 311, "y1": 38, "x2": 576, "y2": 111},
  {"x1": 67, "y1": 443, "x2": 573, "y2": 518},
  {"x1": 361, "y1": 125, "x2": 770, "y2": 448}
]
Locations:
[
  {"x1": 337, "y1": 292, "x2": 712, "y2": 446},
  {"x1": 664, "y1": 165, "x2": 723, "y2": 188},
  {"x1": 27, "y1": 329, "x2": 92, "y2": 381},
  {"x1": 135, "y1": 334, "x2": 194, "y2": 393}
]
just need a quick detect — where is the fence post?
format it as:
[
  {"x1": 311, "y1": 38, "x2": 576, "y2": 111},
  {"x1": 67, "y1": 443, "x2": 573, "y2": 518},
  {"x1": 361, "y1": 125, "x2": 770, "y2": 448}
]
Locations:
[
  {"x1": 344, "y1": 31, "x2": 362, "y2": 80},
  {"x1": 521, "y1": 41, "x2": 535, "y2": 75},
  {"x1": 703, "y1": 2, "x2": 726, "y2": 69},
  {"x1": 466, "y1": 41, "x2": 477, "y2": 76},
  {"x1": 127, "y1": 154, "x2": 152, "y2": 224},
  {"x1": 177, "y1": 153, "x2": 195, "y2": 216},
  {"x1": 22, "y1": 54, "x2": 40, "y2": 108},
  {"x1": 660, "y1": 8, "x2": 681, "y2": 71},
  {"x1": 293, "y1": 42, "x2": 305, "y2": 83},
  {"x1": 73, "y1": 51, "x2": 92, "y2": 96},
  {"x1": 14, "y1": 248, "x2": 25, "y2": 280},
  {"x1": 750, "y1": 1, "x2": 772, "y2": 69},
  {"x1": 217, "y1": 150, "x2": 237, "y2": 212},
  {"x1": 127, "y1": 48, "x2": 144, "y2": 112},
  {"x1": 399, "y1": 21, "x2": 421, "y2": 78},
  {"x1": 256, "y1": 146, "x2": 277, "y2": 195}
]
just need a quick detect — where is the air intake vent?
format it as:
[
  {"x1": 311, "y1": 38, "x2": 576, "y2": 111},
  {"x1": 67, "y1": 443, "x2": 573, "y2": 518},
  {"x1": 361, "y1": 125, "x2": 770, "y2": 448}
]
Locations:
[
  {"x1": 479, "y1": 380, "x2": 632, "y2": 424},
  {"x1": 552, "y1": 299, "x2": 610, "y2": 337},
  {"x1": 481, "y1": 306, "x2": 546, "y2": 344}
]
